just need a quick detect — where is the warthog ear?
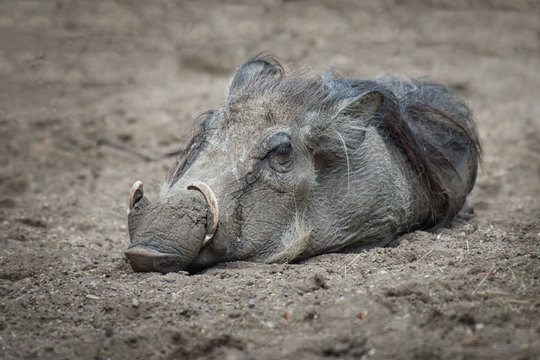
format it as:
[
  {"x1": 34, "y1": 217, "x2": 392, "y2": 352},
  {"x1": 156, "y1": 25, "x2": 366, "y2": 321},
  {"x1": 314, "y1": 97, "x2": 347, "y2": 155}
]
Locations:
[
  {"x1": 334, "y1": 90, "x2": 383, "y2": 127},
  {"x1": 307, "y1": 90, "x2": 384, "y2": 166},
  {"x1": 227, "y1": 54, "x2": 284, "y2": 101}
]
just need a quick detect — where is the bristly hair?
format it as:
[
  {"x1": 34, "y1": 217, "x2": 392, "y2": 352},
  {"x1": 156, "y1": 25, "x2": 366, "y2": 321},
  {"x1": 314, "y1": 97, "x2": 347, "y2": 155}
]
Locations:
[
  {"x1": 167, "y1": 110, "x2": 214, "y2": 187},
  {"x1": 374, "y1": 87, "x2": 479, "y2": 229}
]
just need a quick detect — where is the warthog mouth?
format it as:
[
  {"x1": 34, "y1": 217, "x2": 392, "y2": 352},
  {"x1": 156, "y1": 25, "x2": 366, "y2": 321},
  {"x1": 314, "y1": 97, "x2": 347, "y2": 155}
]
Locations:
[{"x1": 124, "y1": 246, "x2": 185, "y2": 273}]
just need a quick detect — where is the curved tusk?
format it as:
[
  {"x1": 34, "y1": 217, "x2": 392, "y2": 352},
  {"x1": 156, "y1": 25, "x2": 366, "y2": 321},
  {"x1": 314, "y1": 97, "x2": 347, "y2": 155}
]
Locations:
[
  {"x1": 187, "y1": 181, "x2": 219, "y2": 247},
  {"x1": 129, "y1": 181, "x2": 144, "y2": 210}
]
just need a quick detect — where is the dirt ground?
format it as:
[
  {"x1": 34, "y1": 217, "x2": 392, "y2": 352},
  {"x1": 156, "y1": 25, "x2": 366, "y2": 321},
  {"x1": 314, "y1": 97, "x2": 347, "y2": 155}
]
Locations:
[{"x1": 1, "y1": 0, "x2": 539, "y2": 359}]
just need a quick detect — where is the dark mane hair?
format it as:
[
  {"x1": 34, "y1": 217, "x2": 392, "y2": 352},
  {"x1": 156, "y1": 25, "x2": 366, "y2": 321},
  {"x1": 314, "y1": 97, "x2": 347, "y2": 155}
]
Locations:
[
  {"x1": 332, "y1": 74, "x2": 481, "y2": 229},
  {"x1": 372, "y1": 83, "x2": 481, "y2": 229}
]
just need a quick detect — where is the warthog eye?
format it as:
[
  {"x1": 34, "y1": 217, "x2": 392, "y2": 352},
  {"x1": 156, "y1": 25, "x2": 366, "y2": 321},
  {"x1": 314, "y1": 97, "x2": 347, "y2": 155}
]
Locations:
[
  {"x1": 247, "y1": 132, "x2": 294, "y2": 183},
  {"x1": 268, "y1": 141, "x2": 293, "y2": 172}
]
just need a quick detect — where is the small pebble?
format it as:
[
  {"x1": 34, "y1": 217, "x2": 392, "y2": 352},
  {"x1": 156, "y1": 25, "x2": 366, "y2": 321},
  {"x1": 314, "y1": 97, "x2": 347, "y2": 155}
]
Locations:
[
  {"x1": 132, "y1": 299, "x2": 139, "y2": 308},
  {"x1": 228, "y1": 311, "x2": 241, "y2": 318}
]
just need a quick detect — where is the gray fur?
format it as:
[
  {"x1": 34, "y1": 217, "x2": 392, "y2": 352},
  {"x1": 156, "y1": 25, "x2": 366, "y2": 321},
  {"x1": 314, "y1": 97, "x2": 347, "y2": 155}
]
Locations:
[{"x1": 125, "y1": 55, "x2": 480, "y2": 273}]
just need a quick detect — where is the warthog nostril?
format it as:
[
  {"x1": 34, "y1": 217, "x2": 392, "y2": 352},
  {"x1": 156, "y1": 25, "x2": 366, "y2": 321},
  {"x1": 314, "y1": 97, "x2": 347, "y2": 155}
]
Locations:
[{"x1": 124, "y1": 246, "x2": 184, "y2": 274}]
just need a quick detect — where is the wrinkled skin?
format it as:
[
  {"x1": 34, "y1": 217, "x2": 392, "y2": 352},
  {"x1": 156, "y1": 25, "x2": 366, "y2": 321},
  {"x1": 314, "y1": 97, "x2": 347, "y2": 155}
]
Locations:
[
  {"x1": 127, "y1": 193, "x2": 207, "y2": 273},
  {"x1": 125, "y1": 55, "x2": 479, "y2": 273}
]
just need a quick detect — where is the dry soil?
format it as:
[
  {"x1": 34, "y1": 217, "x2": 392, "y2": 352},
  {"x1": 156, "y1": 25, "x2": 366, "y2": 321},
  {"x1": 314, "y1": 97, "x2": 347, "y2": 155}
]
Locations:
[{"x1": 1, "y1": 1, "x2": 539, "y2": 359}]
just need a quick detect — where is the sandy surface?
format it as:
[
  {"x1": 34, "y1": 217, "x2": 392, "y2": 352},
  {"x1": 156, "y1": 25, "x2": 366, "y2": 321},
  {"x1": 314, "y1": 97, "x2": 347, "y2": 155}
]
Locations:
[{"x1": 1, "y1": 1, "x2": 539, "y2": 359}]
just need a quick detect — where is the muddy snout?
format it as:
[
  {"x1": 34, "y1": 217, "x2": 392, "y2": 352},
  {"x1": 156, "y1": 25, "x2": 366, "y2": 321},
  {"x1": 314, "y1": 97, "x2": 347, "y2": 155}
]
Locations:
[{"x1": 124, "y1": 181, "x2": 218, "y2": 273}]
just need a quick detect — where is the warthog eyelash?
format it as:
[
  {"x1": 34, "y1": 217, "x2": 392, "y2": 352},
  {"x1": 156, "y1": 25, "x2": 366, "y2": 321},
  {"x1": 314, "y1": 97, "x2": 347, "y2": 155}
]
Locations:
[{"x1": 271, "y1": 143, "x2": 292, "y2": 156}]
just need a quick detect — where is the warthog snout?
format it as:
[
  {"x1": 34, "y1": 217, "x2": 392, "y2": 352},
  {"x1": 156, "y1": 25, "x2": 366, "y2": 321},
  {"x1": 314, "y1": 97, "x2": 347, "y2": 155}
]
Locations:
[{"x1": 124, "y1": 180, "x2": 215, "y2": 273}]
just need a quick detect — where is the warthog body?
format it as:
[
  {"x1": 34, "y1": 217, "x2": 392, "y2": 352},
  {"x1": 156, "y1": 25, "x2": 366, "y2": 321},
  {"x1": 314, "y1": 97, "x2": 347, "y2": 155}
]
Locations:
[{"x1": 125, "y1": 55, "x2": 480, "y2": 273}]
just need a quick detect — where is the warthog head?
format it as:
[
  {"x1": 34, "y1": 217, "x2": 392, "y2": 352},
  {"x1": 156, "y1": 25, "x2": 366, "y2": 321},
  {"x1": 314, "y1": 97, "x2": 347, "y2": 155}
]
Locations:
[{"x1": 124, "y1": 55, "x2": 479, "y2": 273}]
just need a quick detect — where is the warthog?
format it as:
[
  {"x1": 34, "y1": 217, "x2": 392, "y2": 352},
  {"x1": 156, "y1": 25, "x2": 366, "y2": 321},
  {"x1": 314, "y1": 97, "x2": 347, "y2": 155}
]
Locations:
[{"x1": 125, "y1": 55, "x2": 480, "y2": 273}]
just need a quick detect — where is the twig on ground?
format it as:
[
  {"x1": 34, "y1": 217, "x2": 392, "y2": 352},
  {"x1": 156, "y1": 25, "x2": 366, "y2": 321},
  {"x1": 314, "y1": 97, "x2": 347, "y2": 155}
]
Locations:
[
  {"x1": 505, "y1": 299, "x2": 530, "y2": 304},
  {"x1": 98, "y1": 138, "x2": 182, "y2": 161},
  {"x1": 485, "y1": 290, "x2": 511, "y2": 296},
  {"x1": 472, "y1": 265, "x2": 496, "y2": 295},
  {"x1": 417, "y1": 249, "x2": 434, "y2": 262},
  {"x1": 341, "y1": 253, "x2": 362, "y2": 273}
]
